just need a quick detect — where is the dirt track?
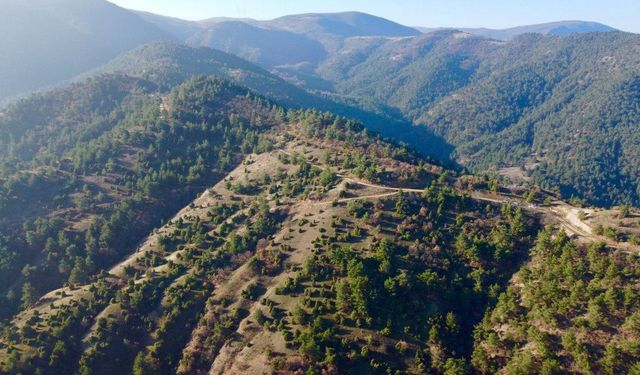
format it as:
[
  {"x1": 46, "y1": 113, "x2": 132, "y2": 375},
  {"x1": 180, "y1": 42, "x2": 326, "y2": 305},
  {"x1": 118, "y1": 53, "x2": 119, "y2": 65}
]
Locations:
[{"x1": 331, "y1": 175, "x2": 636, "y2": 252}]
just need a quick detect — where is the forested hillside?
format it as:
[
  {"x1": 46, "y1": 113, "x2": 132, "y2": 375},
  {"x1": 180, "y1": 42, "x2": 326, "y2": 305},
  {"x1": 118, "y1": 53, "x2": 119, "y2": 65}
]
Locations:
[
  {"x1": 1, "y1": 70, "x2": 639, "y2": 374},
  {"x1": 0, "y1": 72, "x2": 539, "y2": 374},
  {"x1": 0, "y1": 75, "x2": 281, "y2": 321},
  {"x1": 474, "y1": 229, "x2": 640, "y2": 374},
  {"x1": 3, "y1": 1, "x2": 638, "y2": 208},
  {"x1": 168, "y1": 14, "x2": 640, "y2": 207},
  {"x1": 314, "y1": 31, "x2": 640, "y2": 207},
  {"x1": 93, "y1": 42, "x2": 456, "y2": 161}
]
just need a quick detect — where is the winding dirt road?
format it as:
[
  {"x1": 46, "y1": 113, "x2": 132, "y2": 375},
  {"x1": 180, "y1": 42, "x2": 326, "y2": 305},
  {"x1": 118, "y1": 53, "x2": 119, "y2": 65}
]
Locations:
[
  {"x1": 328, "y1": 174, "x2": 634, "y2": 251},
  {"x1": 285, "y1": 149, "x2": 637, "y2": 251}
]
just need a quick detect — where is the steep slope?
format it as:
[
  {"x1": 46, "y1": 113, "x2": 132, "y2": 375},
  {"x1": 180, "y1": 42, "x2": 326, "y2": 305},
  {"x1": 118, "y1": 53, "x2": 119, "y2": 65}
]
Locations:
[
  {"x1": 0, "y1": 0, "x2": 169, "y2": 104},
  {"x1": 0, "y1": 75, "x2": 282, "y2": 321},
  {"x1": 316, "y1": 30, "x2": 640, "y2": 207},
  {"x1": 58, "y1": 8, "x2": 633, "y2": 206},
  {"x1": 419, "y1": 32, "x2": 640, "y2": 207},
  {"x1": 317, "y1": 30, "x2": 496, "y2": 118},
  {"x1": 417, "y1": 21, "x2": 617, "y2": 40},
  {"x1": 92, "y1": 42, "x2": 456, "y2": 161},
  {"x1": 183, "y1": 12, "x2": 635, "y2": 207},
  {"x1": 4, "y1": 2, "x2": 632, "y2": 208}
]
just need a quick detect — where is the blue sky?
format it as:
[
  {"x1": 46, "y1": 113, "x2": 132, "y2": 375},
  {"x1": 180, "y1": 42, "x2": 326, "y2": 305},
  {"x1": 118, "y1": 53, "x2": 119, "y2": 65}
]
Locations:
[{"x1": 109, "y1": 0, "x2": 640, "y2": 33}]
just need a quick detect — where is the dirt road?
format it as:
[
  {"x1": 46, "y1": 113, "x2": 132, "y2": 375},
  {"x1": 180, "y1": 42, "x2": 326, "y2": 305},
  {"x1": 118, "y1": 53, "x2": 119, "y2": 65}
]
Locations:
[{"x1": 331, "y1": 174, "x2": 634, "y2": 251}]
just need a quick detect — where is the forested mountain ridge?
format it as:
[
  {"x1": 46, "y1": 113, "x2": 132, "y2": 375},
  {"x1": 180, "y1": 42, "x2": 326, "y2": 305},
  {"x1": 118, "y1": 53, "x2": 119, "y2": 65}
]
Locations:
[
  {"x1": 129, "y1": 15, "x2": 640, "y2": 207},
  {"x1": 92, "y1": 41, "x2": 457, "y2": 162},
  {"x1": 0, "y1": 70, "x2": 537, "y2": 374},
  {"x1": 1, "y1": 72, "x2": 640, "y2": 374},
  {"x1": 0, "y1": 74, "x2": 282, "y2": 320}
]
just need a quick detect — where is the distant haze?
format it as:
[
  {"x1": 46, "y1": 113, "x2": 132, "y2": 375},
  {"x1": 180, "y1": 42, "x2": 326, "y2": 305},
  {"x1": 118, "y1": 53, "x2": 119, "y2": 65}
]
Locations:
[
  {"x1": 0, "y1": 0, "x2": 629, "y2": 107},
  {"x1": 109, "y1": 0, "x2": 640, "y2": 33}
]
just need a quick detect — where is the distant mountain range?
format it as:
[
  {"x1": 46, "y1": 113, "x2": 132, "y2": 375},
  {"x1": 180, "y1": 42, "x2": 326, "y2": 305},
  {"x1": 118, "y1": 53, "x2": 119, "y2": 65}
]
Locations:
[
  {"x1": 0, "y1": 0, "x2": 620, "y2": 105},
  {"x1": 416, "y1": 21, "x2": 617, "y2": 40},
  {"x1": 141, "y1": 11, "x2": 421, "y2": 71}
]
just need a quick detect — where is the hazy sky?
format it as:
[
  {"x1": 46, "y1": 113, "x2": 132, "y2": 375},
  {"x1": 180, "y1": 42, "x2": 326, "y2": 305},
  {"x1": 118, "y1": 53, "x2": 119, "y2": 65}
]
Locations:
[{"x1": 109, "y1": 0, "x2": 640, "y2": 32}]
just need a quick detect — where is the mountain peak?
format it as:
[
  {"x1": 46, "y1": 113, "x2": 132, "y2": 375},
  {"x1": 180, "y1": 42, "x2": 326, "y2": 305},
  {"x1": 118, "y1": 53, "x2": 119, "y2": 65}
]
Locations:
[{"x1": 269, "y1": 11, "x2": 421, "y2": 38}]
